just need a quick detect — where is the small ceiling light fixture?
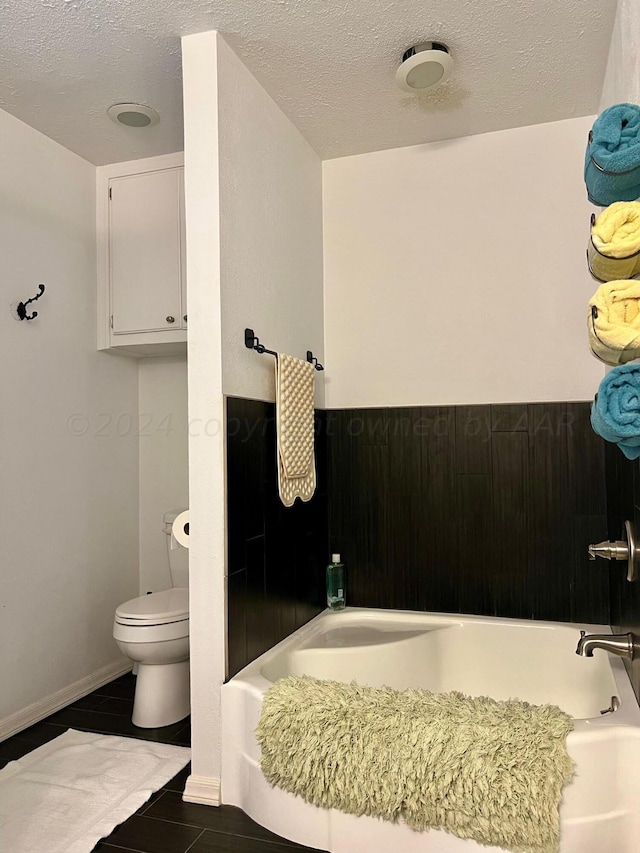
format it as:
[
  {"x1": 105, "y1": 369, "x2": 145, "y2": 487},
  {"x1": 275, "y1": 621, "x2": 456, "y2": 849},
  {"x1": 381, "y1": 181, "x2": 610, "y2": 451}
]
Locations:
[
  {"x1": 107, "y1": 103, "x2": 160, "y2": 128},
  {"x1": 396, "y1": 42, "x2": 453, "y2": 93}
]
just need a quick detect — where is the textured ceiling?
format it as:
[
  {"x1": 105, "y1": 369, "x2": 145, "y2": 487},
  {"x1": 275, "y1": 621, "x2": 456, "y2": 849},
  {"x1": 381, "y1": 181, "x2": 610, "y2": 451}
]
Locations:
[{"x1": 0, "y1": 0, "x2": 617, "y2": 165}]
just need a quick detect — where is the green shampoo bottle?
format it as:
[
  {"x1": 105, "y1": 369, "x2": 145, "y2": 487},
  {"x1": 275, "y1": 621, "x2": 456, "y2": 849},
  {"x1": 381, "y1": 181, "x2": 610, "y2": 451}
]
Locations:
[{"x1": 326, "y1": 554, "x2": 346, "y2": 611}]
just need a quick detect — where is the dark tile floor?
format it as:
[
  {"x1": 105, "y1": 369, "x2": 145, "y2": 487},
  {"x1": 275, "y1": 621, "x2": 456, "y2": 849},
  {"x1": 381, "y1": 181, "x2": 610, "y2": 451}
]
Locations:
[{"x1": 0, "y1": 672, "x2": 323, "y2": 853}]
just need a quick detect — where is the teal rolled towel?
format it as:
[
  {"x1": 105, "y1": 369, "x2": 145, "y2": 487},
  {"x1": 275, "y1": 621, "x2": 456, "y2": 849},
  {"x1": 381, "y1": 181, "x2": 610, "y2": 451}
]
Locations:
[
  {"x1": 585, "y1": 104, "x2": 640, "y2": 206},
  {"x1": 591, "y1": 364, "x2": 640, "y2": 459}
]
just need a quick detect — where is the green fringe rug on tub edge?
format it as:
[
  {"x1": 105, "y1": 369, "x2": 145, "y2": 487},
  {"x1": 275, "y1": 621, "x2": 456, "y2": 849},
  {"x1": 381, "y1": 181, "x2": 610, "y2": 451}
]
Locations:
[{"x1": 255, "y1": 676, "x2": 575, "y2": 853}]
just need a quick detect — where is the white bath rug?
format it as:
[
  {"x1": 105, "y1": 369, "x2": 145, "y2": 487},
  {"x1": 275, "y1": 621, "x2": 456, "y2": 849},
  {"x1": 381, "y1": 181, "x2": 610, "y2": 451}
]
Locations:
[{"x1": 0, "y1": 728, "x2": 190, "y2": 853}]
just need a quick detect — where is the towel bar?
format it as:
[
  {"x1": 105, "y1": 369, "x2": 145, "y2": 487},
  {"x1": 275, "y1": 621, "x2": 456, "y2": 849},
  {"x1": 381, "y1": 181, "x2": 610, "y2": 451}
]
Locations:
[{"x1": 244, "y1": 328, "x2": 324, "y2": 371}]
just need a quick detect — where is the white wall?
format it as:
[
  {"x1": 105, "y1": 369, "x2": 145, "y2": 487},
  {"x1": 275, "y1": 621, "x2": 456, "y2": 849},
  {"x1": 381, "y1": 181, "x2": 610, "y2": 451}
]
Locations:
[
  {"x1": 182, "y1": 30, "x2": 226, "y2": 805},
  {"x1": 323, "y1": 116, "x2": 604, "y2": 409},
  {"x1": 181, "y1": 28, "x2": 326, "y2": 802},
  {"x1": 599, "y1": 0, "x2": 640, "y2": 110},
  {"x1": 217, "y1": 36, "x2": 325, "y2": 407},
  {"x1": 0, "y1": 108, "x2": 139, "y2": 723},
  {"x1": 138, "y1": 356, "x2": 189, "y2": 594}
]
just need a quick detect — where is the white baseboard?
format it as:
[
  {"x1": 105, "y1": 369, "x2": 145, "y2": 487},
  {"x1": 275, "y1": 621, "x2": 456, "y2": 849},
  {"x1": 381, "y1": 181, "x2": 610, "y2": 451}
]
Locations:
[
  {"x1": 183, "y1": 774, "x2": 221, "y2": 806},
  {"x1": 0, "y1": 659, "x2": 132, "y2": 741}
]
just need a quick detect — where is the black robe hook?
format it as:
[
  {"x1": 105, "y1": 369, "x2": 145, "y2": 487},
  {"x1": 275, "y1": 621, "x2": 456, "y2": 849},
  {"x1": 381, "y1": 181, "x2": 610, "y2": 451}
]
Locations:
[{"x1": 16, "y1": 284, "x2": 45, "y2": 321}]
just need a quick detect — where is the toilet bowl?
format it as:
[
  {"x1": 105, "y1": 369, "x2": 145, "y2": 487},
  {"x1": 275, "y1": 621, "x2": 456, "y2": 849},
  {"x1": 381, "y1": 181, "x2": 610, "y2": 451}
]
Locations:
[
  {"x1": 114, "y1": 587, "x2": 189, "y2": 727},
  {"x1": 113, "y1": 510, "x2": 190, "y2": 728}
]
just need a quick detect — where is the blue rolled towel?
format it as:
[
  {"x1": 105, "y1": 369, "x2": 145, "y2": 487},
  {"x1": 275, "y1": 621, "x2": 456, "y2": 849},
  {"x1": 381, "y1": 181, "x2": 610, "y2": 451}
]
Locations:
[
  {"x1": 585, "y1": 104, "x2": 640, "y2": 206},
  {"x1": 591, "y1": 363, "x2": 640, "y2": 459}
]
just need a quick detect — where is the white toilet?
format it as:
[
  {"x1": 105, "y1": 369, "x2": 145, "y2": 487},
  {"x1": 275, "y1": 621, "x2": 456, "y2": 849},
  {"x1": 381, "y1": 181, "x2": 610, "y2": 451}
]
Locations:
[{"x1": 113, "y1": 509, "x2": 190, "y2": 728}]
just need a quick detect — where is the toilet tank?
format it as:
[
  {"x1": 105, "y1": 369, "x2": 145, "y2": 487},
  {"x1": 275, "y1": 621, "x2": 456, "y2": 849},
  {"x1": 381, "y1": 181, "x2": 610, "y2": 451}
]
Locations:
[{"x1": 163, "y1": 509, "x2": 189, "y2": 588}]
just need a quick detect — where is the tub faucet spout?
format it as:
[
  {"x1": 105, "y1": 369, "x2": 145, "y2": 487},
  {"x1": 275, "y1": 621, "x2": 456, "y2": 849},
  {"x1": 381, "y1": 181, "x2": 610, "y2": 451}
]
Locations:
[{"x1": 575, "y1": 630, "x2": 638, "y2": 660}]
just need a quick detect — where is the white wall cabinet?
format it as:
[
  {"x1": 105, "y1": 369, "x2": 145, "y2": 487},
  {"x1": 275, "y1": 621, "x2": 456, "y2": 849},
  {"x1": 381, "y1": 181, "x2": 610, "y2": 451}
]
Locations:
[{"x1": 97, "y1": 153, "x2": 187, "y2": 357}]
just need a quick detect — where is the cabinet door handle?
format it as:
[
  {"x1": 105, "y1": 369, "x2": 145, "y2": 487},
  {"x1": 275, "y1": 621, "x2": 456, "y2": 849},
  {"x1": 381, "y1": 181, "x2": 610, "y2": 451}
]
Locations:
[
  {"x1": 166, "y1": 315, "x2": 175, "y2": 324},
  {"x1": 183, "y1": 315, "x2": 187, "y2": 323}
]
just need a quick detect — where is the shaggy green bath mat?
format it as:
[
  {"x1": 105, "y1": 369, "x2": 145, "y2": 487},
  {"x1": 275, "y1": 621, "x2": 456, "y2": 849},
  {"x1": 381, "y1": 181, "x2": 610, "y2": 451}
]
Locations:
[{"x1": 256, "y1": 676, "x2": 575, "y2": 853}]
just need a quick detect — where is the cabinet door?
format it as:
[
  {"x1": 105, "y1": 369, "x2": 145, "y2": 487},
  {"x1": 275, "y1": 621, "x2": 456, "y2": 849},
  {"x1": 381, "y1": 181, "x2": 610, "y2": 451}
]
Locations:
[{"x1": 110, "y1": 168, "x2": 182, "y2": 335}]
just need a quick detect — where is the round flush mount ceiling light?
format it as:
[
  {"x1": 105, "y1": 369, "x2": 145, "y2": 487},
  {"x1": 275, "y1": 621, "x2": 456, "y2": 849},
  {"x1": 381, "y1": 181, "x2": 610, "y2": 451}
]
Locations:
[
  {"x1": 107, "y1": 103, "x2": 160, "y2": 128},
  {"x1": 396, "y1": 42, "x2": 453, "y2": 93}
]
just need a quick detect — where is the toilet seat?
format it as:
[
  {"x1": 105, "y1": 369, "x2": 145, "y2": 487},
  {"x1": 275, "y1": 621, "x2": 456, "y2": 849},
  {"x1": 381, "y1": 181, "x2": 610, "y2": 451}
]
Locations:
[
  {"x1": 113, "y1": 618, "x2": 189, "y2": 643},
  {"x1": 115, "y1": 588, "x2": 189, "y2": 627}
]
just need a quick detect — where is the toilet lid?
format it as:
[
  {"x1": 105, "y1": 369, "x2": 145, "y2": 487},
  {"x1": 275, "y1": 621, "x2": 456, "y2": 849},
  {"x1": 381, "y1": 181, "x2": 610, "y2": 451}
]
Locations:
[{"x1": 115, "y1": 588, "x2": 189, "y2": 624}]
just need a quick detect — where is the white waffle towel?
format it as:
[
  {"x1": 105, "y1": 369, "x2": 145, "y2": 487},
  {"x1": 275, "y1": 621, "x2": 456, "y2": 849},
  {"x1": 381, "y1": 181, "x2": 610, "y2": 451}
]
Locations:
[{"x1": 275, "y1": 353, "x2": 316, "y2": 507}]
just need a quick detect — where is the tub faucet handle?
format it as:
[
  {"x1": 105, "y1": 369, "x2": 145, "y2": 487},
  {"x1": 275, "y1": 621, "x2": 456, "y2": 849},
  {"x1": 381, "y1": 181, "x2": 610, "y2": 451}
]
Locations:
[
  {"x1": 587, "y1": 520, "x2": 638, "y2": 581},
  {"x1": 587, "y1": 540, "x2": 628, "y2": 561}
]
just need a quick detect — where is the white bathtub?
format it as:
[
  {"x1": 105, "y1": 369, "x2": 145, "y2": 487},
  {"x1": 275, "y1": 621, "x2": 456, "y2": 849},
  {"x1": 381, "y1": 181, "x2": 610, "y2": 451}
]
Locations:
[{"x1": 221, "y1": 608, "x2": 640, "y2": 853}]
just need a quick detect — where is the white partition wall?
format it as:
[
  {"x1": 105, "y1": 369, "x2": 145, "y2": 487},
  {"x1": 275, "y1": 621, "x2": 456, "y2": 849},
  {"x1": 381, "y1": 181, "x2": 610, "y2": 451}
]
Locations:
[
  {"x1": 182, "y1": 31, "x2": 226, "y2": 805},
  {"x1": 181, "y1": 28, "x2": 324, "y2": 802},
  {"x1": 216, "y1": 36, "x2": 324, "y2": 407}
]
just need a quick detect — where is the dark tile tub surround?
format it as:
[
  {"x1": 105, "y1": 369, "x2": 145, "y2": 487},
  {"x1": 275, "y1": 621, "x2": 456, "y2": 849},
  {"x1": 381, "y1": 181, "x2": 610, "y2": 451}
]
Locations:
[
  {"x1": 604, "y1": 445, "x2": 640, "y2": 702},
  {"x1": 327, "y1": 403, "x2": 609, "y2": 625},
  {"x1": 226, "y1": 397, "x2": 328, "y2": 678},
  {"x1": 226, "y1": 399, "x2": 610, "y2": 679}
]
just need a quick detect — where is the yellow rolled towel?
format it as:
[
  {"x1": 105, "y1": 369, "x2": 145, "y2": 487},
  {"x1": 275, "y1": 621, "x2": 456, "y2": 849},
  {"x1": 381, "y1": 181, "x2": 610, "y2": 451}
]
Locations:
[
  {"x1": 593, "y1": 202, "x2": 640, "y2": 257},
  {"x1": 589, "y1": 202, "x2": 640, "y2": 281},
  {"x1": 588, "y1": 279, "x2": 640, "y2": 364}
]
